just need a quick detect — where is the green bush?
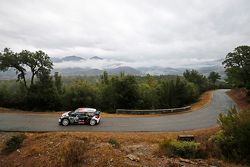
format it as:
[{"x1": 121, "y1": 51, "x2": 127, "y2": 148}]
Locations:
[
  {"x1": 108, "y1": 138, "x2": 120, "y2": 149},
  {"x1": 159, "y1": 140, "x2": 203, "y2": 158},
  {"x1": 2, "y1": 134, "x2": 25, "y2": 154},
  {"x1": 59, "y1": 140, "x2": 86, "y2": 167},
  {"x1": 210, "y1": 107, "x2": 250, "y2": 163}
]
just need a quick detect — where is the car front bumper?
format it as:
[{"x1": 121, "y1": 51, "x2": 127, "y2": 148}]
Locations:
[{"x1": 58, "y1": 118, "x2": 62, "y2": 125}]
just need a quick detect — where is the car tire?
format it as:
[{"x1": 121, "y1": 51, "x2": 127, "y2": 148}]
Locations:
[
  {"x1": 62, "y1": 119, "x2": 69, "y2": 126},
  {"x1": 90, "y1": 119, "x2": 96, "y2": 126}
]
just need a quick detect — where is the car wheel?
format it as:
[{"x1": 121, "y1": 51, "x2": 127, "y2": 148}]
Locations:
[
  {"x1": 62, "y1": 119, "x2": 69, "y2": 126},
  {"x1": 90, "y1": 119, "x2": 96, "y2": 126}
]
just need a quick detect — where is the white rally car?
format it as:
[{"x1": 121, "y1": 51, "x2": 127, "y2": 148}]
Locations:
[{"x1": 59, "y1": 108, "x2": 101, "y2": 126}]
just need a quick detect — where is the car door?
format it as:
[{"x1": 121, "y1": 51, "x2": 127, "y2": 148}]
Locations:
[
  {"x1": 78, "y1": 113, "x2": 87, "y2": 124},
  {"x1": 85, "y1": 112, "x2": 93, "y2": 123},
  {"x1": 68, "y1": 112, "x2": 78, "y2": 124}
]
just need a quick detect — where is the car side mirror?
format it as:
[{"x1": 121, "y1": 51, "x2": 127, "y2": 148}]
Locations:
[{"x1": 70, "y1": 113, "x2": 76, "y2": 117}]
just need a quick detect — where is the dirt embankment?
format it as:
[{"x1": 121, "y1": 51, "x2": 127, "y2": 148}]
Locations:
[
  {"x1": 226, "y1": 88, "x2": 250, "y2": 110},
  {"x1": 0, "y1": 128, "x2": 243, "y2": 167}
]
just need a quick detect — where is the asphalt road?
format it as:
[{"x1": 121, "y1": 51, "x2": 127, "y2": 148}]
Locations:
[{"x1": 0, "y1": 89, "x2": 237, "y2": 132}]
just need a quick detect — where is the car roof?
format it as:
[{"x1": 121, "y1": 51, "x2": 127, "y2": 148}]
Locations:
[{"x1": 75, "y1": 108, "x2": 97, "y2": 113}]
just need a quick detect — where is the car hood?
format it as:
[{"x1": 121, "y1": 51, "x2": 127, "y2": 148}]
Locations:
[{"x1": 62, "y1": 111, "x2": 70, "y2": 117}]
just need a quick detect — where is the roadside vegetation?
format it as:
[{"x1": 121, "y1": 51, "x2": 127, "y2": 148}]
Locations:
[
  {"x1": 108, "y1": 138, "x2": 121, "y2": 149},
  {"x1": 210, "y1": 108, "x2": 250, "y2": 163},
  {"x1": 159, "y1": 140, "x2": 205, "y2": 159},
  {"x1": 1, "y1": 133, "x2": 25, "y2": 154},
  {"x1": 58, "y1": 140, "x2": 87, "y2": 167},
  {"x1": 0, "y1": 121, "x2": 248, "y2": 167}
]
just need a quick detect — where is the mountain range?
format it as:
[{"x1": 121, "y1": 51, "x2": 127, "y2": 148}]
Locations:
[
  {"x1": 0, "y1": 56, "x2": 226, "y2": 79},
  {"x1": 52, "y1": 56, "x2": 225, "y2": 76}
]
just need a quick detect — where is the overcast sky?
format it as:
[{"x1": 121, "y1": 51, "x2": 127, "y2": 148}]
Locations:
[{"x1": 0, "y1": 0, "x2": 250, "y2": 67}]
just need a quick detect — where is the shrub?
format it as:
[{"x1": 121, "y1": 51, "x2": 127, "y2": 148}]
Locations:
[
  {"x1": 159, "y1": 140, "x2": 203, "y2": 158},
  {"x1": 58, "y1": 140, "x2": 87, "y2": 167},
  {"x1": 210, "y1": 107, "x2": 250, "y2": 163},
  {"x1": 108, "y1": 138, "x2": 120, "y2": 149},
  {"x1": 2, "y1": 134, "x2": 25, "y2": 154}
]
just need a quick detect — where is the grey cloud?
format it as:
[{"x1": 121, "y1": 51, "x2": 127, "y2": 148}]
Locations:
[{"x1": 0, "y1": 0, "x2": 250, "y2": 66}]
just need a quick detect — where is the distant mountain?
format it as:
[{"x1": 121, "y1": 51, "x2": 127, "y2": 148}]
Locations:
[
  {"x1": 53, "y1": 68, "x2": 103, "y2": 76},
  {"x1": 197, "y1": 65, "x2": 226, "y2": 79},
  {"x1": 106, "y1": 66, "x2": 142, "y2": 75},
  {"x1": 51, "y1": 56, "x2": 85, "y2": 63},
  {"x1": 90, "y1": 56, "x2": 103, "y2": 60},
  {"x1": 52, "y1": 66, "x2": 141, "y2": 76},
  {"x1": 198, "y1": 58, "x2": 224, "y2": 67},
  {"x1": 61, "y1": 56, "x2": 85, "y2": 62},
  {"x1": 51, "y1": 57, "x2": 62, "y2": 63}
]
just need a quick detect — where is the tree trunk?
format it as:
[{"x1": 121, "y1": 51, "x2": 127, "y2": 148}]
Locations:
[
  {"x1": 31, "y1": 72, "x2": 35, "y2": 86},
  {"x1": 22, "y1": 71, "x2": 28, "y2": 90}
]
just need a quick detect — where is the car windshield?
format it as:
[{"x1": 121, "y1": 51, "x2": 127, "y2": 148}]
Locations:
[{"x1": 95, "y1": 111, "x2": 101, "y2": 115}]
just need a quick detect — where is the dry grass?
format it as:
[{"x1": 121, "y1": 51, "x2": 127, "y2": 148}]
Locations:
[
  {"x1": 190, "y1": 90, "x2": 213, "y2": 111},
  {"x1": 0, "y1": 128, "x2": 246, "y2": 167},
  {"x1": 226, "y1": 88, "x2": 250, "y2": 110},
  {"x1": 58, "y1": 140, "x2": 87, "y2": 167}
]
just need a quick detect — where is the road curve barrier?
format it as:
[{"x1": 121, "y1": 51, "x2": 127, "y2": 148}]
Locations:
[{"x1": 116, "y1": 106, "x2": 191, "y2": 114}]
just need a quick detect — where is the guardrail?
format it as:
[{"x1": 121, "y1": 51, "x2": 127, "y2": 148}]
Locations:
[{"x1": 116, "y1": 106, "x2": 191, "y2": 114}]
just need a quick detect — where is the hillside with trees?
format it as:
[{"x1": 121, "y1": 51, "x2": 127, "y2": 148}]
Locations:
[{"x1": 0, "y1": 48, "x2": 230, "y2": 112}]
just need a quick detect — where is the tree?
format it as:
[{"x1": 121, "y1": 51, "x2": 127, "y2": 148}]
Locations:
[
  {"x1": 137, "y1": 82, "x2": 158, "y2": 109},
  {"x1": 110, "y1": 73, "x2": 139, "y2": 109},
  {"x1": 0, "y1": 48, "x2": 27, "y2": 88},
  {"x1": 54, "y1": 72, "x2": 63, "y2": 94},
  {"x1": 222, "y1": 45, "x2": 250, "y2": 88},
  {"x1": 208, "y1": 71, "x2": 221, "y2": 84},
  {"x1": 100, "y1": 71, "x2": 109, "y2": 85},
  {"x1": 100, "y1": 74, "x2": 142, "y2": 112},
  {"x1": 183, "y1": 69, "x2": 208, "y2": 93},
  {"x1": 0, "y1": 48, "x2": 53, "y2": 90},
  {"x1": 156, "y1": 77, "x2": 199, "y2": 108},
  {"x1": 145, "y1": 74, "x2": 157, "y2": 87},
  {"x1": 26, "y1": 71, "x2": 61, "y2": 110},
  {"x1": 63, "y1": 80, "x2": 99, "y2": 110}
]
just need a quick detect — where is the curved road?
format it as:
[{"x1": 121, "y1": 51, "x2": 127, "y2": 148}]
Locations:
[{"x1": 0, "y1": 89, "x2": 237, "y2": 132}]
